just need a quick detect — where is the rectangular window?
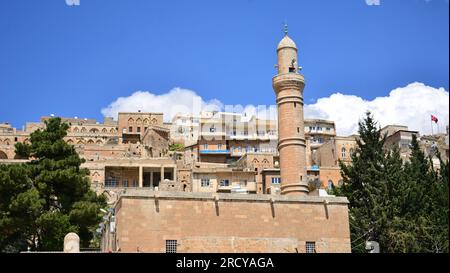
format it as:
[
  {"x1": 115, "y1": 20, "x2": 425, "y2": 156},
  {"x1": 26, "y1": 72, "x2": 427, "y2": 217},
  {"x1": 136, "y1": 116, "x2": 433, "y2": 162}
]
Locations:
[
  {"x1": 166, "y1": 240, "x2": 177, "y2": 253},
  {"x1": 122, "y1": 180, "x2": 128, "y2": 188},
  {"x1": 306, "y1": 242, "x2": 316, "y2": 253},
  {"x1": 271, "y1": 177, "x2": 281, "y2": 184},
  {"x1": 132, "y1": 180, "x2": 138, "y2": 187},
  {"x1": 220, "y1": 179, "x2": 229, "y2": 187},
  {"x1": 203, "y1": 144, "x2": 208, "y2": 150},
  {"x1": 129, "y1": 126, "x2": 133, "y2": 133},
  {"x1": 218, "y1": 144, "x2": 222, "y2": 150},
  {"x1": 201, "y1": 178, "x2": 210, "y2": 187},
  {"x1": 137, "y1": 127, "x2": 141, "y2": 133},
  {"x1": 105, "y1": 177, "x2": 118, "y2": 187},
  {"x1": 144, "y1": 127, "x2": 148, "y2": 132}
]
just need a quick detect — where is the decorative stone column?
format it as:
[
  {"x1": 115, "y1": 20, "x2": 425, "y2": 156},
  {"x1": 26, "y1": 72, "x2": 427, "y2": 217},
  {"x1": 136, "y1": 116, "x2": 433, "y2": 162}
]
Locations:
[
  {"x1": 64, "y1": 232, "x2": 80, "y2": 253},
  {"x1": 138, "y1": 166, "x2": 143, "y2": 188},
  {"x1": 160, "y1": 166, "x2": 165, "y2": 183}
]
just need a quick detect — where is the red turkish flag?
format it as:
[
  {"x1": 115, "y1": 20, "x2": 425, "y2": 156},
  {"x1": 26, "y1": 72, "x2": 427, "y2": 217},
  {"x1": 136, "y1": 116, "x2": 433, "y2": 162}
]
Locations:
[{"x1": 431, "y1": 115, "x2": 438, "y2": 123}]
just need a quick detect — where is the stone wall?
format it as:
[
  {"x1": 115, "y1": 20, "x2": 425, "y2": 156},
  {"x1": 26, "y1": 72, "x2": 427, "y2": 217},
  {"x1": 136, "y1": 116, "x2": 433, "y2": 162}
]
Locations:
[{"x1": 111, "y1": 191, "x2": 351, "y2": 253}]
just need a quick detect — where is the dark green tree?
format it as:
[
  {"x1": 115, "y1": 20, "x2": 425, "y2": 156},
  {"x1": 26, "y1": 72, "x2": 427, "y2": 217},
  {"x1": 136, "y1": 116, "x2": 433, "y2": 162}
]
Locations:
[
  {"x1": 0, "y1": 164, "x2": 43, "y2": 252},
  {"x1": 333, "y1": 112, "x2": 449, "y2": 253},
  {"x1": 0, "y1": 118, "x2": 106, "y2": 252},
  {"x1": 400, "y1": 135, "x2": 449, "y2": 252},
  {"x1": 334, "y1": 111, "x2": 389, "y2": 252}
]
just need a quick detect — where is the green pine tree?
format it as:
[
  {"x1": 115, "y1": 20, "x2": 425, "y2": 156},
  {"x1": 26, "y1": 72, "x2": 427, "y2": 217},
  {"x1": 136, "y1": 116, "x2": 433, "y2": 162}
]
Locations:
[
  {"x1": 0, "y1": 118, "x2": 106, "y2": 252},
  {"x1": 333, "y1": 112, "x2": 449, "y2": 253},
  {"x1": 335, "y1": 111, "x2": 389, "y2": 252}
]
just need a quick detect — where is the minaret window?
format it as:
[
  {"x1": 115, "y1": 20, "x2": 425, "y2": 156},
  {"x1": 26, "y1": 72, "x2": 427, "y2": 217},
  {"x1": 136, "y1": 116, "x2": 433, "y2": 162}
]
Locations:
[{"x1": 289, "y1": 58, "x2": 296, "y2": 73}]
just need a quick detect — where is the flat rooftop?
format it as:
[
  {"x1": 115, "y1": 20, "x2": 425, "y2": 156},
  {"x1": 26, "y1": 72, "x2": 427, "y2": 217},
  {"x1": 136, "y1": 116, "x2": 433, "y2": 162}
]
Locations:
[{"x1": 115, "y1": 189, "x2": 349, "y2": 205}]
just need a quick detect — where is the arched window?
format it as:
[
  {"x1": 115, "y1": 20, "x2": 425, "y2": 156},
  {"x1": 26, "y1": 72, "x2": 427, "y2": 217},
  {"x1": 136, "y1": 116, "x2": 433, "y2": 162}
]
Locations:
[
  {"x1": 136, "y1": 118, "x2": 142, "y2": 125},
  {"x1": 102, "y1": 128, "x2": 107, "y2": 133},
  {"x1": 77, "y1": 140, "x2": 84, "y2": 145},
  {"x1": 4, "y1": 139, "x2": 10, "y2": 145},
  {"x1": 252, "y1": 158, "x2": 259, "y2": 164},
  {"x1": 87, "y1": 139, "x2": 95, "y2": 145},
  {"x1": 110, "y1": 128, "x2": 115, "y2": 133},
  {"x1": 0, "y1": 150, "x2": 8, "y2": 159},
  {"x1": 128, "y1": 118, "x2": 134, "y2": 124},
  {"x1": 67, "y1": 139, "x2": 74, "y2": 144},
  {"x1": 89, "y1": 128, "x2": 99, "y2": 133},
  {"x1": 96, "y1": 140, "x2": 103, "y2": 144},
  {"x1": 143, "y1": 118, "x2": 149, "y2": 125},
  {"x1": 341, "y1": 147, "x2": 346, "y2": 158},
  {"x1": 81, "y1": 127, "x2": 87, "y2": 133},
  {"x1": 349, "y1": 148, "x2": 354, "y2": 157},
  {"x1": 151, "y1": 118, "x2": 158, "y2": 125},
  {"x1": 73, "y1": 127, "x2": 79, "y2": 133},
  {"x1": 328, "y1": 180, "x2": 333, "y2": 189}
]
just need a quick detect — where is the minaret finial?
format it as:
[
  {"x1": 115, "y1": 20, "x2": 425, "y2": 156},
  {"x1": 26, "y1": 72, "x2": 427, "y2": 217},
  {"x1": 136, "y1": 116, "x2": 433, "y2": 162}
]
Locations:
[{"x1": 284, "y1": 22, "x2": 288, "y2": 36}]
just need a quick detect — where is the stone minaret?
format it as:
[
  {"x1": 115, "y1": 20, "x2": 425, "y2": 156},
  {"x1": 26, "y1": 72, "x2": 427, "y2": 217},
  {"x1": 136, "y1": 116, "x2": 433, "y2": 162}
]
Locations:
[{"x1": 272, "y1": 26, "x2": 309, "y2": 196}]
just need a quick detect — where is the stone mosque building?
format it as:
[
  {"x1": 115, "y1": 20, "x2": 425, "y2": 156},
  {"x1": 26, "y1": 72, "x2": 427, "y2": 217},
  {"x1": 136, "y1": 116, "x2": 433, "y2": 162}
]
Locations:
[
  {"x1": 2, "y1": 29, "x2": 446, "y2": 253},
  {"x1": 0, "y1": 30, "x2": 353, "y2": 253},
  {"x1": 98, "y1": 30, "x2": 352, "y2": 253}
]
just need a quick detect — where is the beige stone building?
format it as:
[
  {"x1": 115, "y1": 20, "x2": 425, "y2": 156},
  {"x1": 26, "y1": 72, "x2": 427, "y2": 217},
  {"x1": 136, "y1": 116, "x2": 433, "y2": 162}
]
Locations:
[
  {"x1": 102, "y1": 190, "x2": 351, "y2": 253},
  {"x1": 102, "y1": 30, "x2": 349, "y2": 253},
  {"x1": 1, "y1": 29, "x2": 354, "y2": 253},
  {"x1": 314, "y1": 136, "x2": 358, "y2": 188}
]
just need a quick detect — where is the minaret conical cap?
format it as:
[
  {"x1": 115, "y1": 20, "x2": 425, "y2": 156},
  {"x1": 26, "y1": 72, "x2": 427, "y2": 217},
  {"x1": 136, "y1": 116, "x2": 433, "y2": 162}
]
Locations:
[{"x1": 277, "y1": 35, "x2": 297, "y2": 51}]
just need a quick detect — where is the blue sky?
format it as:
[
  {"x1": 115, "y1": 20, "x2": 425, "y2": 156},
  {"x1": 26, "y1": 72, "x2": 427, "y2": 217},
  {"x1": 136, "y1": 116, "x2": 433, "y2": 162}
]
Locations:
[{"x1": 0, "y1": 0, "x2": 448, "y2": 134}]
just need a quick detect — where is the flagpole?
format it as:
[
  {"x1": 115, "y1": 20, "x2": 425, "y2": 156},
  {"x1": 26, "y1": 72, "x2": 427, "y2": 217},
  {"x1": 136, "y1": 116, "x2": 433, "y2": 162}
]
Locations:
[{"x1": 431, "y1": 116, "x2": 434, "y2": 135}]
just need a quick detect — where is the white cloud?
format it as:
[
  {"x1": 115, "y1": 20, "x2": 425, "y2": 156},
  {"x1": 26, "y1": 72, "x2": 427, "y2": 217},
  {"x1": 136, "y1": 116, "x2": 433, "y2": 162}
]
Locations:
[
  {"x1": 304, "y1": 82, "x2": 449, "y2": 136},
  {"x1": 101, "y1": 87, "x2": 223, "y2": 121},
  {"x1": 101, "y1": 82, "x2": 449, "y2": 136}
]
